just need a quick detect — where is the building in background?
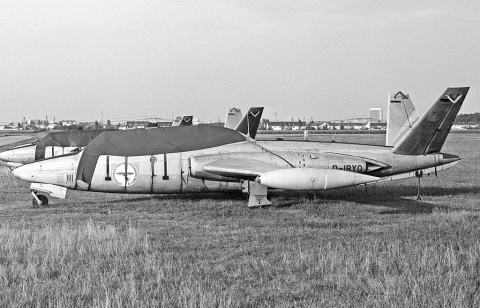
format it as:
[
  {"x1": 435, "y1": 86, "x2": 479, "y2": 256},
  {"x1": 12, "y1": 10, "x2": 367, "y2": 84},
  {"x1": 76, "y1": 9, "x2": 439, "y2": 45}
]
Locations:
[{"x1": 369, "y1": 108, "x2": 383, "y2": 123}]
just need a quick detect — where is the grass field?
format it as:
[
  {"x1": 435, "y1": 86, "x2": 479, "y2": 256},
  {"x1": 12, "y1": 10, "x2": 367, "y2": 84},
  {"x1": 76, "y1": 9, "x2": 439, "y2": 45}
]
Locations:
[{"x1": 1, "y1": 133, "x2": 479, "y2": 306}]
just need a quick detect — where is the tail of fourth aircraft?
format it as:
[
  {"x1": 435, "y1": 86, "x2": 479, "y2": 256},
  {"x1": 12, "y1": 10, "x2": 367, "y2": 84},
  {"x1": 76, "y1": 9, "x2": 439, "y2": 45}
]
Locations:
[{"x1": 386, "y1": 91, "x2": 419, "y2": 146}]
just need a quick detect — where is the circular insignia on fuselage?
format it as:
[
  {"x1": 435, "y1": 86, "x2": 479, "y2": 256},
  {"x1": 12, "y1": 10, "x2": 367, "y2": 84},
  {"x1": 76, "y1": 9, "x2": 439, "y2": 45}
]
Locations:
[{"x1": 112, "y1": 162, "x2": 138, "y2": 187}]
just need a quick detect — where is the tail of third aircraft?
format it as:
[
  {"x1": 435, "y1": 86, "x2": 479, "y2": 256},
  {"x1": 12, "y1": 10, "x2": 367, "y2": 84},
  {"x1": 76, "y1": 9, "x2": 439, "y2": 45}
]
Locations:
[
  {"x1": 234, "y1": 107, "x2": 264, "y2": 139},
  {"x1": 386, "y1": 91, "x2": 419, "y2": 146},
  {"x1": 392, "y1": 87, "x2": 469, "y2": 155}
]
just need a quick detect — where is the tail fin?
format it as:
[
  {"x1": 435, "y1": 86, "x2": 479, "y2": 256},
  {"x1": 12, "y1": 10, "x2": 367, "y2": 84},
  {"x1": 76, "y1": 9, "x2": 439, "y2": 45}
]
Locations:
[
  {"x1": 172, "y1": 116, "x2": 193, "y2": 126},
  {"x1": 234, "y1": 107, "x2": 264, "y2": 139},
  {"x1": 386, "y1": 91, "x2": 419, "y2": 146},
  {"x1": 224, "y1": 108, "x2": 242, "y2": 129},
  {"x1": 178, "y1": 116, "x2": 193, "y2": 126},
  {"x1": 171, "y1": 116, "x2": 181, "y2": 126},
  {"x1": 392, "y1": 87, "x2": 469, "y2": 155}
]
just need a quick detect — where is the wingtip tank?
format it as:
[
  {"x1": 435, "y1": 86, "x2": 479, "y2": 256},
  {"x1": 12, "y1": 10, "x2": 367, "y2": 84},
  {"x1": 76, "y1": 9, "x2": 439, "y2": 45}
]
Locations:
[{"x1": 256, "y1": 168, "x2": 379, "y2": 191}]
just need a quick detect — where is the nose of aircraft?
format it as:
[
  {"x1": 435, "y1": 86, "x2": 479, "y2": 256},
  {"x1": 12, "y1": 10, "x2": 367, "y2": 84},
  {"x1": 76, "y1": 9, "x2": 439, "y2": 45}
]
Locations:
[
  {"x1": 0, "y1": 145, "x2": 36, "y2": 163},
  {"x1": 12, "y1": 152, "x2": 81, "y2": 187},
  {"x1": 0, "y1": 150, "x2": 11, "y2": 161},
  {"x1": 12, "y1": 163, "x2": 35, "y2": 182}
]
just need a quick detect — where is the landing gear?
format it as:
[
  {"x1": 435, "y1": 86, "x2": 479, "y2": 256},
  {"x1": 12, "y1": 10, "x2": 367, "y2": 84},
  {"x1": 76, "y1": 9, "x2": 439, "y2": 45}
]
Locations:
[
  {"x1": 247, "y1": 181, "x2": 271, "y2": 208},
  {"x1": 31, "y1": 191, "x2": 49, "y2": 207},
  {"x1": 415, "y1": 170, "x2": 423, "y2": 201}
]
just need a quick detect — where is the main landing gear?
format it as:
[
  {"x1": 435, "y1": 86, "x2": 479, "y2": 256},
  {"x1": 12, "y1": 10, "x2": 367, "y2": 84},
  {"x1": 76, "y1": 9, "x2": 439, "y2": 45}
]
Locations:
[
  {"x1": 247, "y1": 181, "x2": 271, "y2": 208},
  {"x1": 31, "y1": 191, "x2": 49, "y2": 207},
  {"x1": 415, "y1": 170, "x2": 423, "y2": 201}
]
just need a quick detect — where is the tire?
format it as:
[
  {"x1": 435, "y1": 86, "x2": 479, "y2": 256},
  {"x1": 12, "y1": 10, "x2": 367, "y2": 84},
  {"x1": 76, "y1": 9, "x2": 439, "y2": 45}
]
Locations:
[
  {"x1": 32, "y1": 194, "x2": 49, "y2": 207},
  {"x1": 37, "y1": 195, "x2": 49, "y2": 207}
]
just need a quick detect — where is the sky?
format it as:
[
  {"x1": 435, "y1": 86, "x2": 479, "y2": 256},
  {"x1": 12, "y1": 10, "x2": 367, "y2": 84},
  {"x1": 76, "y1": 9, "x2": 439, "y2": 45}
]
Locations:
[{"x1": 1, "y1": 0, "x2": 479, "y2": 123}]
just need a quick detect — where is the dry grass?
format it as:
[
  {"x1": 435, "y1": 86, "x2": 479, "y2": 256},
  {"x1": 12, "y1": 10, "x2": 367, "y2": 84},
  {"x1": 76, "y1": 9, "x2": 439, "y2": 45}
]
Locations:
[{"x1": 0, "y1": 133, "x2": 480, "y2": 306}]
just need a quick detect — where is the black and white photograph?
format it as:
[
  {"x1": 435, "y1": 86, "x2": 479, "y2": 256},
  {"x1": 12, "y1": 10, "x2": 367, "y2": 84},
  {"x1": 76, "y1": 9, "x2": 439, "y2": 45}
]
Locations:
[{"x1": 0, "y1": 0, "x2": 479, "y2": 306}]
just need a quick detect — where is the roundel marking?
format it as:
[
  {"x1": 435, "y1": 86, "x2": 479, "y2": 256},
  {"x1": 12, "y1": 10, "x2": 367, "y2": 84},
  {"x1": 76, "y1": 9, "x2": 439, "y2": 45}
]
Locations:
[{"x1": 113, "y1": 162, "x2": 138, "y2": 187}]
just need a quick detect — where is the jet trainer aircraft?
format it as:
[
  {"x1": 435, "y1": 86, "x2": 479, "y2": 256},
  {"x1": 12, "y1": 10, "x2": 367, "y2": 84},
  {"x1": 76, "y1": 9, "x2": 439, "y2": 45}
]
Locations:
[
  {"x1": 0, "y1": 130, "x2": 108, "y2": 169},
  {"x1": 0, "y1": 115, "x2": 196, "y2": 168},
  {"x1": 8, "y1": 107, "x2": 263, "y2": 205},
  {"x1": 11, "y1": 88, "x2": 468, "y2": 208}
]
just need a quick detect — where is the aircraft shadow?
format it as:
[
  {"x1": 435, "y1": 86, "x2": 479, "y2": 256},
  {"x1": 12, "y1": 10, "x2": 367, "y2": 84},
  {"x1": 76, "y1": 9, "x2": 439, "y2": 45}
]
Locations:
[
  {"x1": 270, "y1": 194, "x2": 444, "y2": 215},
  {"x1": 269, "y1": 184, "x2": 478, "y2": 214},
  {"x1": 96, "y1": 191, "x2": 246, "y2": 205},
  {"x1": 74, "y1": 184, "x2": 477, "y2": 215}
]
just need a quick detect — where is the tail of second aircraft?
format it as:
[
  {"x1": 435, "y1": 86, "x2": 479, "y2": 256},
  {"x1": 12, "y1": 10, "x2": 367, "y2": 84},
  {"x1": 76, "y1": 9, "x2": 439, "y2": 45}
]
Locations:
[
  {"x1": 234, "y1": 107, "x2": 264, "y2": 139},
  {"x1": 392, "y1": 87, "x2": 469, "y2": 155},
  {"x1": 172, "y1": 116, "x2": 193, "y2": 126},
  {"x1": 178, "y1": 116, "x2": 193, "y2": 126},
  {"x1": 386, "y1": 91, "x2": 419, "y2": 146},
  {"x1": 224, "y1": 108, "x2": 243, "y2": 129}
]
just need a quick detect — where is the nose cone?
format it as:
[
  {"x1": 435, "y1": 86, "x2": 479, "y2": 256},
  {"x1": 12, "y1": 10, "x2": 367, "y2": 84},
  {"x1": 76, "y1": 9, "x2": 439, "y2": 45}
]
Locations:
[
  {"x1": 0, "y1": 145, "x2": 36, "y2": 163},
  {"x1": 0, "y1": 150, "x2": 11, "y2": 161},
  {"x1": 12, "y1": 152, "x2": 81, "y2": 187},
  {"x1": 12, "y1": 163, "x2": 36, "y2": 182}
]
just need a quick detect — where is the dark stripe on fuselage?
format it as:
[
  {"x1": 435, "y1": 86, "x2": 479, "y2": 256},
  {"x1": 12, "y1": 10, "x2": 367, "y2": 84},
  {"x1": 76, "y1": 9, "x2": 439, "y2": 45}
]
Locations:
[
  {"x1": 105, "y1": 155, "x2": 111, "y2": 181},
  {"x1": 163, "y1": 153, "x2": 169, "y2": 180}
]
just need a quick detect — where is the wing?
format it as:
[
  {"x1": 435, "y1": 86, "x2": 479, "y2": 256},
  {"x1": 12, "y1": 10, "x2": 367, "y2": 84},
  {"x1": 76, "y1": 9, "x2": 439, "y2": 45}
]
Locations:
[{"x1": 192, "y1": 157, "x2": 379, "y2": 190}]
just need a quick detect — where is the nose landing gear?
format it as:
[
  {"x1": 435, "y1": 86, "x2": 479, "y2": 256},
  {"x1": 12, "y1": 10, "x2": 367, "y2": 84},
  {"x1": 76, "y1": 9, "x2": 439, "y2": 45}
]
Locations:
[
  {"x1": 415, "y1": 170, "x2": 423, "y2": 201},
  {"x1": 31, "y1": 191, "x2": 49, "y2": 207}
]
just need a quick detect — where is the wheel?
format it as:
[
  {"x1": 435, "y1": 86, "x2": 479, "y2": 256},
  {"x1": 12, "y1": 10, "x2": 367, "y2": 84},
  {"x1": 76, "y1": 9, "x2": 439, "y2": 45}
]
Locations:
[
  {"x1": 415, "y1": 170, "x2": 423, "y2": 178},
  {"x1": 37, "y1": 195, "x2": 48, "y2": 206},
  {"x1": 32, "y1": 194, "x2": 49, "y2": 207}
]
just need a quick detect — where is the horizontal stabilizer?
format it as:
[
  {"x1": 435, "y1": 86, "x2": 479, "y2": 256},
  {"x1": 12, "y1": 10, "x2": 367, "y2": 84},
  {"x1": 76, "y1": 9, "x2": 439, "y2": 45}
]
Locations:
[
  {"x1": 234, "y1": 107, "x2": 264, "y2": 139},
  {"x1": 393, "y1": 87, "x2": 469, "y2": 155}
]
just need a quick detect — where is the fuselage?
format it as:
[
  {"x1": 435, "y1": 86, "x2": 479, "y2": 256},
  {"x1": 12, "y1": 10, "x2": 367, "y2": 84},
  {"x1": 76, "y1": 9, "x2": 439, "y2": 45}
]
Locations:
[{"x1": 12, "y1": 138, "x2": 459, "y2": 195}]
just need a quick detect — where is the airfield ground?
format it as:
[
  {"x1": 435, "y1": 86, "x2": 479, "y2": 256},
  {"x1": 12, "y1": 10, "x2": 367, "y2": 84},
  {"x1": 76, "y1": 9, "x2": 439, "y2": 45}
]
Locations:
[{"x1": 0, "y1": 133, "x2": 479, "y2": 306}]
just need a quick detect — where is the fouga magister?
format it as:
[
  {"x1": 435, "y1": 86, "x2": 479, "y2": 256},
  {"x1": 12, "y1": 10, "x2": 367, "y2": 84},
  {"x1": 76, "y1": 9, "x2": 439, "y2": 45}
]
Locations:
[
  {"x1": 12, "y1": 88, "x2": 468, "y2": 207},
  {"x1": 0, "y1": 115, "x2": 195, "y2": 169}
]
